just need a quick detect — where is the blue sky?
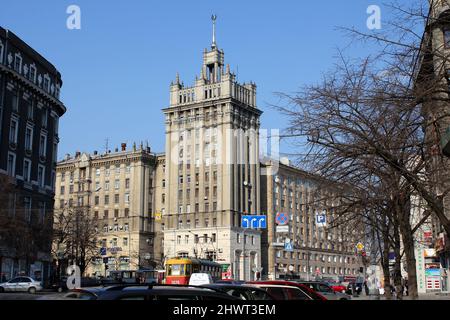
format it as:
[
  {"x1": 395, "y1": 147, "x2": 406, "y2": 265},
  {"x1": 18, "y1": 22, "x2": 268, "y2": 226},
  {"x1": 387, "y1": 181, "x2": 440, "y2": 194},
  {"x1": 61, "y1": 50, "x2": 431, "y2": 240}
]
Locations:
[{"x1": 1, "y1": 0, "x2": 391, "y2": 159}]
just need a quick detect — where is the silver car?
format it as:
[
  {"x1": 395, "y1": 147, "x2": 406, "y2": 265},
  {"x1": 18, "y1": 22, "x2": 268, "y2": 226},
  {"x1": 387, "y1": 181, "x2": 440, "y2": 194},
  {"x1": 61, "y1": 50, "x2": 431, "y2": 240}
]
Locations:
[{"x1": 0, "y1": 276, "x2": 43, "y2": 294}]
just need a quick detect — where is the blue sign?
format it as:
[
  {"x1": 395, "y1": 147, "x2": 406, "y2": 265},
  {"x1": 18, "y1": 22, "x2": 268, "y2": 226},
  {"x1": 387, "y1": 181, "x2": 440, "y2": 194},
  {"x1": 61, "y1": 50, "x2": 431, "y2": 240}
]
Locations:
[
  {"x1": 275, "y1": 212, "x2": 289, "y2": 225},
  {"x1": 241, "y1": 215, "x2": 267, "y2": 229},
  {"x1": 315, "y1": 213, "x2": 326, "y2": 227},
  {"x1": 284, "y1": 242, "x2": 294, "y2": 252},
  {"x1": 100, "y1": 247, "x2": 107, "y2": 256}
]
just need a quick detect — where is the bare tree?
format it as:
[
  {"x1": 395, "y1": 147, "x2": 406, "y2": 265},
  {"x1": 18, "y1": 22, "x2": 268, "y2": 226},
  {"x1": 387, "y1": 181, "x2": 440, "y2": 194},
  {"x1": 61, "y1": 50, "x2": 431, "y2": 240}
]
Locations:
[{"x1": 52, "y1": 206, "x2": 99, "y2": 277}]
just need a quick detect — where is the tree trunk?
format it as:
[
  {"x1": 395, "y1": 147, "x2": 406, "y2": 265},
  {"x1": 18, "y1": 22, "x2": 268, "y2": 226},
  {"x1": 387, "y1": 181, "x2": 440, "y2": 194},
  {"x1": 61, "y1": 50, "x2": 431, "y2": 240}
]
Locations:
[
  {"x1": 382, "y1": 225, "x2": 392, "y2": 300},
  {"x1": 397, "y1": 200, "x2": 418, "y2": 299},
  {"x1": 393, "y1": 226, "x2": 403, "y2": 300}
]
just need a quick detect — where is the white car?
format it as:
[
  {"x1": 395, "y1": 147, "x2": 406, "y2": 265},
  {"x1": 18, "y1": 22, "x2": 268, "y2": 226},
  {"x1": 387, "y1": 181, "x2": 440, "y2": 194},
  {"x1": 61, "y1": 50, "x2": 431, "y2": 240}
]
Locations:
[{"x1": 0, "y1": 276, "x2": 43, "y2": 294}]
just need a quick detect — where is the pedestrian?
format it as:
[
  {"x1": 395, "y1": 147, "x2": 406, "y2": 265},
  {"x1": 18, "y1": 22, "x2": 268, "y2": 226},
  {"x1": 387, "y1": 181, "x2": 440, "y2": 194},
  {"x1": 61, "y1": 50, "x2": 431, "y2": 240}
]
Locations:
[
  {"x1": 405, "y1": 278, "x2": 408, "y2": 296},
  {"x1": 364, "y1": 280, "x2": 370, "y2": 296}
]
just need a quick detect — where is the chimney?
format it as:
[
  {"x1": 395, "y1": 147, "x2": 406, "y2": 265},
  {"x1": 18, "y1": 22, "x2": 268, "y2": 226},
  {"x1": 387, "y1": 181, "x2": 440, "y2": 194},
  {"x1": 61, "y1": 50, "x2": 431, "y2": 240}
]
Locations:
[
  {"x1": 121, "y1": 143, "x2": 127, "y2": 151},
  {"x1": 115, "y1": 147, "x2": 119, "y2": 152},
  {"x1": 75, "y1": 151, "x2": 81, "y2": 158},
  {"x1": 94, "y1": 150, "x2": 98, "y2": 155}
]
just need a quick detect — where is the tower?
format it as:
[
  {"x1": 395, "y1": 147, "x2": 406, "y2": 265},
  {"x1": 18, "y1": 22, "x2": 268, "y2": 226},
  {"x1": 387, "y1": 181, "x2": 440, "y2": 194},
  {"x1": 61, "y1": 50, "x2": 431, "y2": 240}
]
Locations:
[{"x1": 161, "y1": 16, "x2": 262, "y2": 280}]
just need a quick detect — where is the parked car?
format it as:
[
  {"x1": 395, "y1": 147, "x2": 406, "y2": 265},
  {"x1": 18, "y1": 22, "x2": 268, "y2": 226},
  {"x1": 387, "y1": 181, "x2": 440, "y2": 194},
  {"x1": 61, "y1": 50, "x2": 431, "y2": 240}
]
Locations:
[
  {"x1": 248, "y1": 280, "x2": 327, "y2": 301},
  {"x1": 58, "y1": 284, "x2": 240, "y2": 300},
  {"x1": 247, "y1": 283, "x2": 314, "y2": 300},
  {"x1": 203, "y1": 284, "x2": 275, "y2": 300},
  {"x1": 297, "y1": 281, "x2": 350, "y2": 300},
  {"x1": 0, "y1": 276, "x2": 43, "y2": 294},
  {"x1": 326, "y1": 282, "x2": 347, "y2": 294},
  {"x1": 215, "y1": 279, "x2": 246, "y2": 285}
]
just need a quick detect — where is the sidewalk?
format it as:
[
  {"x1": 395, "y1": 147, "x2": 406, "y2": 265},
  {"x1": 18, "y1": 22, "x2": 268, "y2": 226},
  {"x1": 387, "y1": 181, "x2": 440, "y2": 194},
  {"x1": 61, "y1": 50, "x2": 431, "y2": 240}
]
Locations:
[{"x1": 352, "y1": 293, "x2": 450, "y2": 300}]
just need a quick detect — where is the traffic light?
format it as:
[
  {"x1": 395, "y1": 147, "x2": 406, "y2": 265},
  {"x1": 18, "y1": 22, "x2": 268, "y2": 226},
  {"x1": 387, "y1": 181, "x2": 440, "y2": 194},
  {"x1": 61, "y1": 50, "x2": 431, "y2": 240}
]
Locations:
[{"x1": 105, "y1": 264, "x2": 109, "y2": 270}]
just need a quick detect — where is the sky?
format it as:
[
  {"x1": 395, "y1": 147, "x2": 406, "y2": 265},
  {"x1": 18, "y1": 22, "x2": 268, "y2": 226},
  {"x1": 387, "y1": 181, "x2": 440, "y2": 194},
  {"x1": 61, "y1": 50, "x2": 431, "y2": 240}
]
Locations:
[{"x1": 0, "y1": 0, "x2": 394, "y2": 160}]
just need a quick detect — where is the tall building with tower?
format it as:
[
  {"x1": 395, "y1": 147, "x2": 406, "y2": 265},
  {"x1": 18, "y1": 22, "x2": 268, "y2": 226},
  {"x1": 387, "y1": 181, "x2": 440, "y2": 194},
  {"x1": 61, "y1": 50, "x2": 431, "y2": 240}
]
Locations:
[{"x1": 161, "y1": 16, "x2": 262, "y2": 281}]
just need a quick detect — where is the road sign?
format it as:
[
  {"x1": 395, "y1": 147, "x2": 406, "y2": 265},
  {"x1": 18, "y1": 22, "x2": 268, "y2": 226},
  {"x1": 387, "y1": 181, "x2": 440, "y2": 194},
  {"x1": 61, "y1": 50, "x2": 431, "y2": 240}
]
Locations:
[
  {"x1": 284, "y1": 241, "x2": 294, "y2": 252},
  {"x1": 275, "y1": 212, "x2": 289, "y2": 225},
  {"x1": 100, "y1": 247, "x2": 107, "y2": 256},
  {"x1": 241, "y1": 215, "x2": 267, "y2": 229},
  {"x1": 276, "y1": 225, "x2": 289, "y2": 233},
  {"x1": 356, "y1": 242, "x2": 365, "y2": 251},
  {"x1": 315, "y1": 211, "x2": 327, "y2": 227}
]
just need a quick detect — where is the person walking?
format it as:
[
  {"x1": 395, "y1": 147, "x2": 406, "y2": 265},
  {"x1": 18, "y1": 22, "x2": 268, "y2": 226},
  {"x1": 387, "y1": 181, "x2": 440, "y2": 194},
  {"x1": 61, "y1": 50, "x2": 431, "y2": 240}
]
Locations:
[{"x1": 364, "y1": 280, "x2": 370, "y2": 295}]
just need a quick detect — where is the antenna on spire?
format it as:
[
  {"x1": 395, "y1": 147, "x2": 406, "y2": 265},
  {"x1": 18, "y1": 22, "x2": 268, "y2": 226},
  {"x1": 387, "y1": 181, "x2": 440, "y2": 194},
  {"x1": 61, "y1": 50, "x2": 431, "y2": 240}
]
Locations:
[{"x1": 211, "y1": 14, "x2": 217, "y2": 49}]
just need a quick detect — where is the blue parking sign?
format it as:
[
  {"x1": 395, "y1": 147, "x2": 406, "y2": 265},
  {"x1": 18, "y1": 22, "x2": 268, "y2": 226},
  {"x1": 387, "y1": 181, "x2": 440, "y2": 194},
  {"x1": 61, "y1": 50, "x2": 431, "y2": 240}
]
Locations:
[
  {"x1": 100, "y1": 247, "x2": 107, "y2": 256},
  {"x1": 316, "y1": 213, "x2": 326, "y2": 227}
]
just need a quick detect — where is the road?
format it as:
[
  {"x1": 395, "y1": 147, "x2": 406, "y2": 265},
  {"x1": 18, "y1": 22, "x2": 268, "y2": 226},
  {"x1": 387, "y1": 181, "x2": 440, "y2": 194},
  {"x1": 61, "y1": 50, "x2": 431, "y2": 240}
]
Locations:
[{"x1": 0, "y1": 292, "x2": 65, "y2": 300}]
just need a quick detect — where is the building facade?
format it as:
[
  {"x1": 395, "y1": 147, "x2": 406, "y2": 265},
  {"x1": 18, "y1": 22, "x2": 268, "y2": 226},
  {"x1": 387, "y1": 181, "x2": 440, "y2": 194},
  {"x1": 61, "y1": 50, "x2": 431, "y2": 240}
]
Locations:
[
  {"x1": 0, "y1": 27, "x2": 66, "y2": 283},
  {"x1": 54, "y1": 144, "x2": 163, "y2": 277},
  {"x1": 417, "y1": 0, "x2": 450, "y2": 280},
  {"x1": 260, "y1": 160, "x2": 365, "y2": 281},
  {"x1": 160, "y1": 25, "x2": 262, "y2": 281}
]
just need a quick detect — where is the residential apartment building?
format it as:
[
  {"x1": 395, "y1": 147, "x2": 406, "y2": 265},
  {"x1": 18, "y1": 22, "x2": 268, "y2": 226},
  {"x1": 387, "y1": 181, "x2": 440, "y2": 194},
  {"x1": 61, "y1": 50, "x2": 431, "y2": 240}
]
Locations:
[
  {"x1": 160, "y1": 21, "x2": 262, "y2": 281},
  {"x1": 54, "y1": 144, "x2": 162, "y2": 276},
  {"x1": 0, "y1": 27, "x2": 66, "y2": 284},
  {"x1": 261, "y1": 160, "x2": 365, "y2": 281}
]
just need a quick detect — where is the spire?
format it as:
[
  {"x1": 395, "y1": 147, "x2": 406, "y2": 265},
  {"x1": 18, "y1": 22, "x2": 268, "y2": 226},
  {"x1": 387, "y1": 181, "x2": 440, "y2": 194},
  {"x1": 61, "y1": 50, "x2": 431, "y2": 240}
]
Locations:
[
  {"x1": 211, "y1": 14, "x2": 217, "y2": 49},
  {"x1": 175, "y1": 72, "x2": 180, "y2": 84}
]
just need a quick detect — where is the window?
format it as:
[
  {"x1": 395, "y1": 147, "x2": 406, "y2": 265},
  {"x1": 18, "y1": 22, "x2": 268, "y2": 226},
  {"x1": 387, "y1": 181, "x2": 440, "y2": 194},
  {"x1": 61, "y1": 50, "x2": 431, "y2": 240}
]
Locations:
[
  {"x1": 41, "y1": 108, "x2": 48, "y2": 127},
  {"x1": 53, "y1": 143, "x2": 58, "y2": 163},
  {"x1": 105, "y1": 167, "x2": 110, "y2": 176},
  {"x1": 60, "y1": 186, "x2": 65, "y2": 195},
  {"x1": 105, "y1": 181, "x2": 110, "y2": 191},
  {"x1": 124, "y1": 223, "x2": 129, "y2": 231},
  {"x1": 103, "y1": 210, "x2": 109, "y2": 219},
  {"x1": 27, "y1": 99, "x2": 34, "y2": 119},
  {"x1": 14, "y1": 53, "x2": 22, "y2": 73},
  {"x1": 39, "y1": 133, "x2": 47, "y2": 157},
  {"x1": 125, "y1": 193, "x2": 130, "y2": 204},
  {"x1": 125, "y1": 178, "x2": 130, "y2": 189},
  {"x1": 126, "y1": 164, "x2": 131, "y2": 173},
  {"x1": 7, "y1": 153, "x2": 16, "y2": 177},
  {"x1": 29, "y1": 64, "x2": 36, "y2": 82},
  {"x1": 43, "y1": 75, "x2": 50, "y2": 92},
  {"x1": 23, "y1": 159, "x2": 31, "y2": 182},
  {"x1": 124, "y1": 208, "x2": 130, "y2": 217},
  {"x1": 37, "y1": 165, "x2": 45, "y2": 187},
  {"x1": 104, "y1": 195, "x2": 109, "y2": 205},
  {"x1": 69, "y1": 185, "x2": 74, "y2": 194},
  {"x1": 0, "y1": 42, "x2": 3, "y2": 62},
  {"x1": 123, "y1": 238, "x2": 128, "y2": 246},
  {"x1": 114, "y1": 194, "x2": 119, "y2": 204},
  {"x1": 114, "y1": 179, "x2": 120, "y2": 190},
  {"x1": 115, "y1": 165, "x2": 120, "y2": 174},
  {"x1": 114, "y1": 209, "x2": 119, "y2": 218},
  {"x1": 96, "y1": 168, "x2": 100, "y2": 176},
  {"x1": 9, "y1": 118, "x2": 18, "y2": 143},
  {"x1": 23, "y1": 197, "x2": 32, "y2": 221},
  {"x1": 94, "y1": 196, "x2": 99, "y2": 205},
  {"x1": 25, "y1": 127, "x2": 33, "y2": 151}
]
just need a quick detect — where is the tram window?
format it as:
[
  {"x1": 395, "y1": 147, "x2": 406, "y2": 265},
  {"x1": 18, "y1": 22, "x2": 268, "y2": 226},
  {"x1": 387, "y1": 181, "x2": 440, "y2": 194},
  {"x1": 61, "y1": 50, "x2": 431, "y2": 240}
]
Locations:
[{"x1": 186, "y1": 264, "x2": 192, "y2": 275}]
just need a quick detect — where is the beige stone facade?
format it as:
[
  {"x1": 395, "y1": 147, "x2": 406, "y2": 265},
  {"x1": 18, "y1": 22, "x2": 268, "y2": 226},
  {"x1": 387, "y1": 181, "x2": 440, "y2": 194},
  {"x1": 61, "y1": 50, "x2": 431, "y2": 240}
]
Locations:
[
  {"x1": 54, "y1": 145, "x2": 163, "y2": 276},
  {"x1": 160, "y1": 37, "x2": 262, "y2": 280},
  {"x1": 261, "y1": 160, "x2": 365, "y2": 281}
]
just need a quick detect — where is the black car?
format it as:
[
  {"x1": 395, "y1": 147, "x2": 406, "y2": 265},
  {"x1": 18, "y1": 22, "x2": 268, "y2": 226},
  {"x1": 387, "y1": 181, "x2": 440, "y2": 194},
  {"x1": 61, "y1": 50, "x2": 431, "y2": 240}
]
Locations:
[
  {"x1": 64, "y1": 284, "x2": 241, "y2": 301},
  {"x1": 204, "y1": 284, "x2": 275, "y2": 300}
]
